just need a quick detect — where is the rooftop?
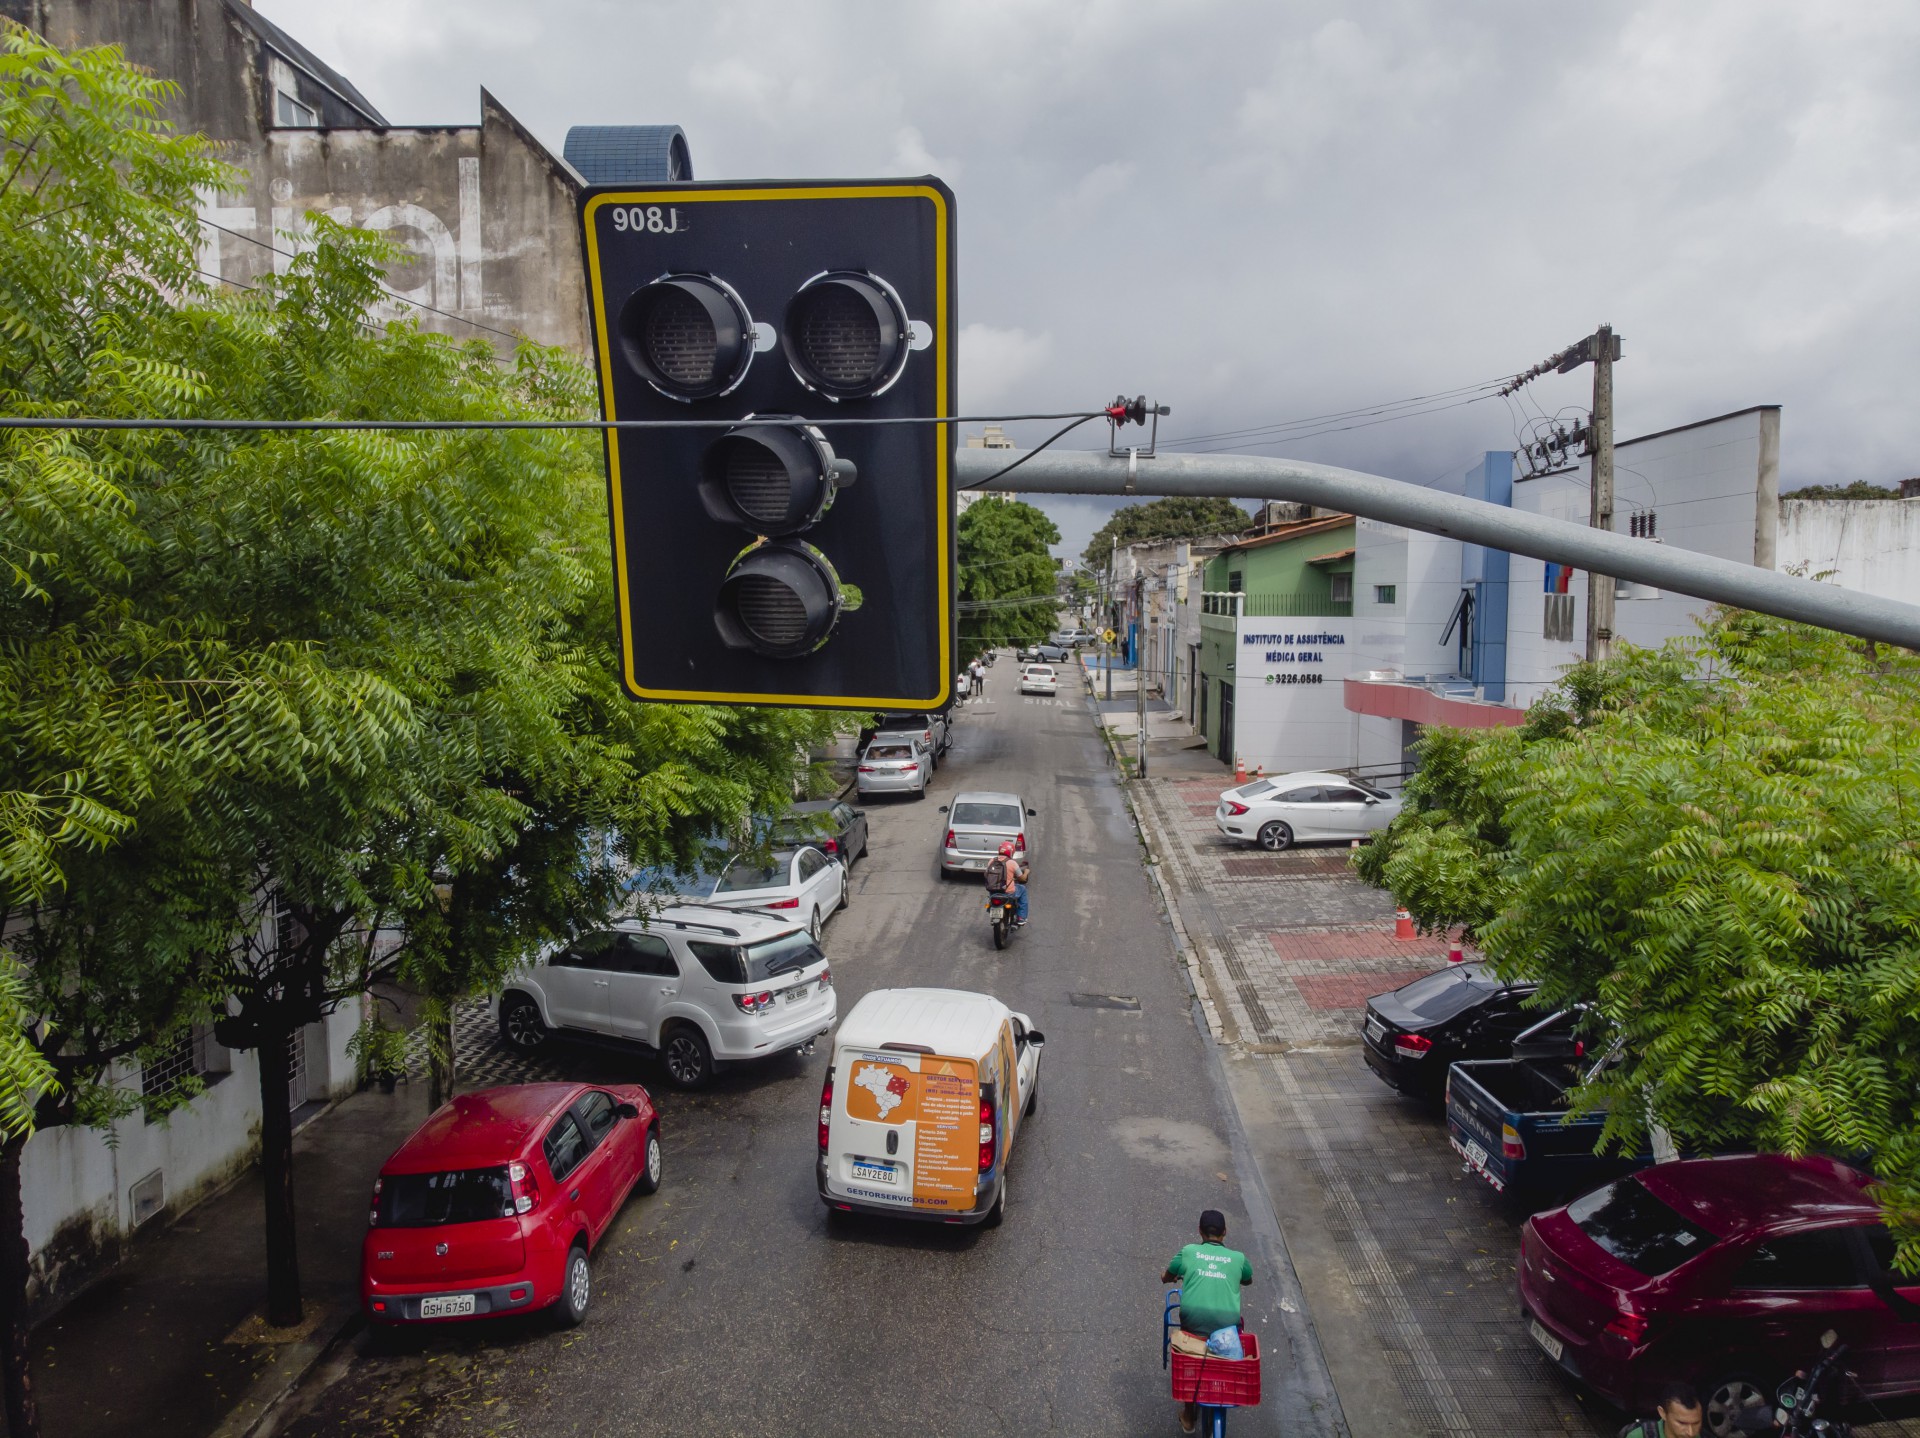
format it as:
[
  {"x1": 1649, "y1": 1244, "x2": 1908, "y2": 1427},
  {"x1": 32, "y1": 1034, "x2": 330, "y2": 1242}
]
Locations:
[
  {"x1": 836, "y1": 987, "x2": 1010, "y2": 1058},
  {"x1": 384, "y1": 1083, "x2": 581, "y2": 1172}
]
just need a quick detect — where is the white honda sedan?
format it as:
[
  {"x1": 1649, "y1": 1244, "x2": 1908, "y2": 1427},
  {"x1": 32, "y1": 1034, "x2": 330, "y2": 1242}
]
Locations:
[
  {"x1": 703, "y1": 846, "x2": 848, "y2": 942},
  {"x1": 1215, "y1": 772, "x2": 1402, "y2": 851}
]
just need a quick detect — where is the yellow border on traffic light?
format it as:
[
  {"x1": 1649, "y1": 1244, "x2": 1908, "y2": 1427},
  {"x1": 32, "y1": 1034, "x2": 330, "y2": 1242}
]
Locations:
[{"x1": 582, "y1": 183, "x2": 953, "y2": 711}]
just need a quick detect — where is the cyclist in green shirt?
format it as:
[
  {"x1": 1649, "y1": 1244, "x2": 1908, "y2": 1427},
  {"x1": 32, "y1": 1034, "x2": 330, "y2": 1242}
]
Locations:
[{"x1": 1162, "y1": 1209, "x2": 1253, "y2": 1433}]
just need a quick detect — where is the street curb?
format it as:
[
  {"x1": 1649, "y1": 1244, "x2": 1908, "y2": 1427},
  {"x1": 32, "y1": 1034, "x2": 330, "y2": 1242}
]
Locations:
[{"x1": 208, "y1": 1306, "x2": 362, "y2": 1438}]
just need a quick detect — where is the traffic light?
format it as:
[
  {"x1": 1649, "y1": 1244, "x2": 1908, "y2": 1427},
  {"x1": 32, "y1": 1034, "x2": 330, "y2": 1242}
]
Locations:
[{"x1": 578, "y1": 179, "x2": 957, "y2": 710}]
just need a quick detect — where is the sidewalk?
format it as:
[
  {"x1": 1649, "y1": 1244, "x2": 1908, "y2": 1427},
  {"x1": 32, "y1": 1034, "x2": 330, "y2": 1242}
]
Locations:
[{"x1": 18, "y1": 1081, "x2": 431, "y2": 1438}]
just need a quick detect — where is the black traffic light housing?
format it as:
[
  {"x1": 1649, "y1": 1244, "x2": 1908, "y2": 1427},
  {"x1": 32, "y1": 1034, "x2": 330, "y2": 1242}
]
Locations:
[{"x1": 580, "y1": 180, "x2": 956, "y2": 710}]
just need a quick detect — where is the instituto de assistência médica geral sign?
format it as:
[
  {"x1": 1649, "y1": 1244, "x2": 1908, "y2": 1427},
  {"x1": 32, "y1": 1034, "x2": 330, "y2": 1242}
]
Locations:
[{"x1": 1242, "y1": 629, "x2": 1347, "y2": 684}]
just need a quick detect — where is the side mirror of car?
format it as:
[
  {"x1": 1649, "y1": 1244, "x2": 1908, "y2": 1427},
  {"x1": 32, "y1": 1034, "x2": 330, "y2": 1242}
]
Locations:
[
  {"x1": 938, "y1": 805, "x2": 949, "y2": 813},
  {"x1": 1026, "y1": 808, "x2": 1037, "y2": 816},
  {"x1": 1364, "y1": 796, "x2": 1380, "y2": 805},
  {"x1": 616, "y1": 1102, "x2": 640, "y2": 1120},
  {"x1": 852, "y1": 809, "x2": 866, "y2": 818},
  {"x1": 1024, "y1": 1031, "x2": 1045, "y2": 1048}
]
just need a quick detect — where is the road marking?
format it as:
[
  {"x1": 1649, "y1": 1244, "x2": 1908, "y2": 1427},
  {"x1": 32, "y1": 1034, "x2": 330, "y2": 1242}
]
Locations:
[{"x1": 1264, "y1": 1052, "x2": 1472, "y2": 1435}]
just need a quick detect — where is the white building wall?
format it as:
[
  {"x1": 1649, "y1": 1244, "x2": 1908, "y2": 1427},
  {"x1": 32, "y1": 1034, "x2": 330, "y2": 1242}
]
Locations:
[
  {"x1": 1228, "y1": 616, "x2": 1362, "y2": 773},
  {"x1": 1777, "y1": 499, "x2": 1920, "y2": 604},
  {"x1": 1506, "y1": 408, "x2": 1772, "y2": 708}
]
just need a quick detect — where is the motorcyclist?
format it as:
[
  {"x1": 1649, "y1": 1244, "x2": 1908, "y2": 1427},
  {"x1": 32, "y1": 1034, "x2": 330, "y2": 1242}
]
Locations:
[
  {"x1": 1617, "y1": 1381, "x2": 1704, "y2": 1438},
  {"x1": 984, "y1": 841, "x2": 1030, "y2": 927}
]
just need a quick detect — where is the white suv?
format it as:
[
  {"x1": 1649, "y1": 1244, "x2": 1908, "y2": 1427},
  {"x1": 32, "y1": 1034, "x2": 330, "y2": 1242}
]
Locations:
[{"x1": 492, "y1": 905, "x2": 835, "y2": 1090}]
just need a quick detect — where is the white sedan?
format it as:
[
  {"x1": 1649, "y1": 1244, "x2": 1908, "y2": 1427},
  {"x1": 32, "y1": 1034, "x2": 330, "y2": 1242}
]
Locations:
[
  {"x1": 1019, "y1": 664, "x2": 1059, "y2": 695},
  {"x1": 1215, "y1": 772, "x2": 1402, "y2": 851},
  {"x1": 704, "y1": 846, "x2": 848, "y2": 941}
]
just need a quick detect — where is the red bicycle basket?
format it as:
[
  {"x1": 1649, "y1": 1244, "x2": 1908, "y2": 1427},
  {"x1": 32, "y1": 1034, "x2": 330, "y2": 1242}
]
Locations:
[{"x1": 1170, "y1": 1333, "x2": 1261, "y2": 1407}]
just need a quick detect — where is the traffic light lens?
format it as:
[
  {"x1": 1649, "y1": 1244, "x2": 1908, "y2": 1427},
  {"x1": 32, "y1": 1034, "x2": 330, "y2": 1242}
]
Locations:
[
  {"x1": 722, "y1": 448, "x2": 790, "y2": 527},
  {"x1": 781, "y1": 272, "x2": 910, "y2": 400},
  {"x1": 795, "y1": 287, "x2": 883, "y2": 387},
  {"x1": 616, "y1": 274, "x2": 754, "y2": 402},
  {"x1": 642, "y1": 288, "x2": 718, "y2": 387},
  {"x1": 733, "y1": 574, "x2": 810, "y2": 648}
]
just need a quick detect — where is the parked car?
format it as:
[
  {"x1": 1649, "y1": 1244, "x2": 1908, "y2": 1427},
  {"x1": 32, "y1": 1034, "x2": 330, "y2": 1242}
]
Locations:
[
  {"x1": 1059, "y1": 629, "x2": 1097, "y2": 646},
  {"x1": 363, "y1": 1081, "x2": 660, "y2": 1331},
  {"x1": 1019, "y1": 665, "x2": 1059, "y2": 696},
  {"x1": 937, "y1": 790, "x2": 1036, "y2": 876},
  {"x1": 857, "y1": 734, "x2": 930, "y2": 800},
  {"x1": 706, "y1": 846, "x2": 848, "y2": 939},
  {"x1": 492, "y1": 905, "x2": 836, "y2": 1089},
  {"x1": 858, "y1": 711, "x2": 949, "y2": 763},
  {"x1": 818, "y1": 987, "x2": 1044, "y2": 1225},
  {"x1": 1360, "y1": 964, "x2": 1542, "y2": 1101},
  {"x1": 1447, "y1": 1010, "x2": 1648, "y2": 1199},
  {"x1": 1520, "y1": 1154, "x2": 1920, "y2": 1433},
  {"x1": 771, "y1": 799, "x2": 869, "y2": 866},
  {"x1": 1215, "y1": 772, "x2": 1402, "y2": 851}
]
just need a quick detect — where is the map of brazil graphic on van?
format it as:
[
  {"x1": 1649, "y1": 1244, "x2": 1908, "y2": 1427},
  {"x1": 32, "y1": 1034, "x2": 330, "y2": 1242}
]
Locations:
[{"x1": 846, "y1": 1061, "x2": 918, "y2": 1124}]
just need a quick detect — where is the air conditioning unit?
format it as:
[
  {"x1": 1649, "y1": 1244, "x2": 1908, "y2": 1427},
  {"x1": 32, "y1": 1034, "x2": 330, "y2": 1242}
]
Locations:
[{"x1": 128, "y1": 1169, "x2": 165, "y2": 1230}]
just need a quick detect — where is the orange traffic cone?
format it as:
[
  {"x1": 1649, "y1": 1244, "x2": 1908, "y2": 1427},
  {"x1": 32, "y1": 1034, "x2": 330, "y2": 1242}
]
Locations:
[
  {"x1": 1394, "y1": 908, "x2": 1415, "y2": 941},
  {"x1": 1234, "y1": 756, "x2": 1246, "y2": 783},
  {"x1": 1253, "y1": 764, "x2": 1265, "y2": 780},
  {"x1": 1447, "y1": 935, "x2": 1466, "y2": 965}
]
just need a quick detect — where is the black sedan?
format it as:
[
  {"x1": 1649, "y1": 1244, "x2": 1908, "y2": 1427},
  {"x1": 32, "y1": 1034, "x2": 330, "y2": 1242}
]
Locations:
[
  {"x1": 1360, "y1": 964, "x2": 1540, "y2": 1100},
  {"x1": 771, "y1": 799, "x2": 870, "y2": 866}
]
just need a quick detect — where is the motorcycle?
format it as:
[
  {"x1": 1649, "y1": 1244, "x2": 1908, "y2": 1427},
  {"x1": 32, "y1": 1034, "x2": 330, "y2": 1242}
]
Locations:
[
  {"x1": 1729, "y1": 1331, "x2": 1854, "y2": 1436},
  {"x1": 987, "y1": 889, "x2": 1018, "y2": 949}
]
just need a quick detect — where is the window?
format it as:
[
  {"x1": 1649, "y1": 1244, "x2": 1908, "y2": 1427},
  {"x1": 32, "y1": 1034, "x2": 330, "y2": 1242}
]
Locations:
[
  {"x1": 951, "y1": 802, "x2": 1022, "y2": 827},
  {"x1": 797, "y1": 850, "x2": 826, "y2": 880},
  {"x1": 1275, "y1": 787, "x2": 1326, "y2": 803},
  {"x1": 268, "y1": 58, "x2": 319, "y2": 128},
  {"x1": 140, "y1": 1024, "x2": 231, "y2": 1113},
  {"x1": 1227, "y1": 571, "x2": 1243, "y2": 593},
  {"x1": 833, "y1": 803, "x2": 856, "y2": 825},
  {"x1": 691, "y1": 933, "x2": 822, "y2": 985},
  {"x1": 1330, "y1": 574, "x2": 1353, "y2": 604},
  {"x1": 619, "y1": 934, "x2": 678, "y2": 978},
  {"x1": 575, "y1": 1091, "x2": 618, "y2": 1149},
  {"x1": 374, "y1": 1168, "x2": 514, "y2": 1227},
  {"x1": 1567, "y1": 1178, "x2": 1718, "y2": 1275},
  {"x1": 553, "y1": 931, "x2": 620, "y2": 970},
  {"x1": 1733, "y1": 1229, "x2": 1865, "y2": 1289},
  {"x1": 715, "y1": 860, "x2": 782, "y2": 893},
  {"x1": 1374, "y1": 584, "x2": 1397, "y2": 605},
  {"x1": 543, "y1": 1114, "x2": 589, "y2": 1182},
  {"x1": 1326, "y1": 787, "x2": 1373, "y2": 804},
  {"x1": 863, "y1": 743, "x2": 914, "y2": 761}
]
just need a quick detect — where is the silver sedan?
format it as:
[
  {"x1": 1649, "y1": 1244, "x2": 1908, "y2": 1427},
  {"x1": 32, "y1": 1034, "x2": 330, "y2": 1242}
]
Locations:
[{"x1": 938, "y1": 791, "x2": 1036, "y2": 876}]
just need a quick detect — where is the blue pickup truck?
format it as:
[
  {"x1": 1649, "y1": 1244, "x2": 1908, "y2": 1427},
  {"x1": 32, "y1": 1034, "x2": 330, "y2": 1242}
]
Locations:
[{"x1": 1444, "y1": 1012, "x2": 1651, "y2": 1201}]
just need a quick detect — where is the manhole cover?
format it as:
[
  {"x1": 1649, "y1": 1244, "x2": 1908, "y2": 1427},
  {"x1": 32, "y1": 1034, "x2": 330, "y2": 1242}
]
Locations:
[{"x1": 1069, "y1": 992, "x2": 1141, "y2": 1011}]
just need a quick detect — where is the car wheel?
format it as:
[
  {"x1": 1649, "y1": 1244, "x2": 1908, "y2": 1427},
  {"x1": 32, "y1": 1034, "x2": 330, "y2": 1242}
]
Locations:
[
  {"x1": 1257, "y1": 821, "x2": 1295, "y2": 852},
  {"x1": 498, "y1": 993, "x2": 548, "y2": 1050},
  {"x1": 809, "y1": 908, "x2": 824, "y2": 942},
  {"x1": 836, "y1": 876, "x2": 849, "y2": 911},
  {"x1": 661, "y1": 1025, "x2": 713, "y2": 1091},
  {"x1": 984, "y1": 1176, "x2": 1006, "y2": 1228},
  {"x1": 1703, "y1": 1375, "x2": 1773, "y2": 1438},
  {"x1": 634, "y1": 1123, "x2": 663, "y2": 1196},
  {"x1": 553, "y1": 1244, "x2": 591, "y2": 1328}
]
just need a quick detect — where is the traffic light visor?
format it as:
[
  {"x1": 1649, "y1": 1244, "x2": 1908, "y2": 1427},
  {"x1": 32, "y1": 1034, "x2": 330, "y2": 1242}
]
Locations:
[
  {"x1": 616, "y1": 273, "x2": 754, "y2": 402},
  {"x1": 781, "y1": 271, "x2": 911, "y2": 400},
  {"x1": 697, "y1": 421, "x2": 857, "y2": 537},
  {"x1": 714, "y1": 540, "x2": 858, "y2": 658}
]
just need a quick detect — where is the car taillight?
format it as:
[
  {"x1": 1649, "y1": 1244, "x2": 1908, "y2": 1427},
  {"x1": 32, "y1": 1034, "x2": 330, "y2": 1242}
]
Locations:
[
  {"x1": 1604, "y1": 1307, "x2": 1649, "y2": 1343},
  {"x1": 818, "y1": 967, "x2": 831, "y2": 987},
  {"x1": 822, "y1": 838, "x2": 838, "y2": 853},
  {"x1": 1392, "y1": 1033, "x2": 1433, "y2": 1059},
  {"x1": 978, "y1": 1095, "x2": 998, "y2": 1173},
  {"x1": 765, "y1": 897, "x2": 800, "y2": 909},
  {"x1": 1226, "y1": 801, "x2": 1249, "y2": 816},
  {"x1": 903, "y1": 764, "x2": 918, "y2": 773},
  {"x1": 858, "y1": 765, "x2": 875, "y2": 773},
  {"x1": 819, "y1": 1071, "x2": 834, "y2": 1153},
  {"x1": 733, "y1": 990, "x2": 776, "y2": 1013},
  {"x1": 507, "y1": 1159, "x2": 539, "y2": 1215},
  {"x1": 944, "y1": 829, "x2": 956, "y2": 848},
  {"x1": 1014, "y1": 833, "x2": 1026, "y2": 852},
  {"x1": 368, "y1": 1177, "x2": 382, "y2": 1227},
  {"x1": 1501, "y1": 1122, "x2": 1526, "y2": 1161}
]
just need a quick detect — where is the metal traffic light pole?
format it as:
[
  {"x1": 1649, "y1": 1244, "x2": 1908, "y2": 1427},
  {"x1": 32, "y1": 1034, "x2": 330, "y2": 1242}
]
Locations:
[{"x1": 952, "y1": 446, "x2": 1920, "y2": 652}]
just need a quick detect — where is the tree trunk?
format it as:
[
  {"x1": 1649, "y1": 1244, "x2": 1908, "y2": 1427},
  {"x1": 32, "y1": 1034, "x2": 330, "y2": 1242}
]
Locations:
[
  {"x1": 255, "y1": 1030, "x2": 303, "y2": 1328},
  {"x1": 427, "y1": 1007, "x2": 454, "y2": 1112},
  {"x1": 0, "y1": 1132, "x2": 39, "y2": 1438}
]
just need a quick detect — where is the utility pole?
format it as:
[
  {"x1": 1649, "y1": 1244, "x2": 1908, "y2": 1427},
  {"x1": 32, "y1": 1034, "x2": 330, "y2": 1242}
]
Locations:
[
  {"x1": 1500, "y1": 324, "x2": 1624, "y2": 662},
  {"x1": 1587, "y1": 324, "x2": 1616, "y2": 663},
  {"x1": 1135, "y1": 571, "x2": 1148, "y2": 778},
  {"x1": 1104, "y1": 535, "x2": 1115, "y2": 702}
]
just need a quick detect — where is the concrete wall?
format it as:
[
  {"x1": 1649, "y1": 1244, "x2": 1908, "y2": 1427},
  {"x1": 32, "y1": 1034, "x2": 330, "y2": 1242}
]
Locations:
[
  {"x1": 1778, "y1": 499, "x2": 1920, "y2": 604},
  {"x1": 1226, "y1": 616, "x2": 1364, "y2": 774}
]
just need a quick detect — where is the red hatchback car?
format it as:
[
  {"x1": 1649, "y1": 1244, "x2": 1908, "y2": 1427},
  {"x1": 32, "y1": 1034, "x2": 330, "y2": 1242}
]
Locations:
[
  {"x1": 363, "y1": 1082, "x2": 660, "y2": 1330},
  {"x1": 1520, "y1": 1154, "x2": 1920, "y2": 1434}
]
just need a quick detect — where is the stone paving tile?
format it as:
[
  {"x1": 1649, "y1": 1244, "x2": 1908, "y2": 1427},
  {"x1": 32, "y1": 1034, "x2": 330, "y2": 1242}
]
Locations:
[
  {"x1": 1269, "y1": 929, "x2": 1458, "y2": 963},
  {"x1": 1294, "y1": 971, "x2": 1438, "y2": 1011}
]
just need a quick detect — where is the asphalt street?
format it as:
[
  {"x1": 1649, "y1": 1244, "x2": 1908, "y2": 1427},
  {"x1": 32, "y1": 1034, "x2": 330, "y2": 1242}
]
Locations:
[{"x1": 274, "y1": 658, "x2": 1335, "y2": 1437}]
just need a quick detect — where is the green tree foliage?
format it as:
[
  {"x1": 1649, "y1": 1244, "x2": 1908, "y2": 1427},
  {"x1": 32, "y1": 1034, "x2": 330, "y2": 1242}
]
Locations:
[
  {"x1": 0, "y1": 25, "x2": 838, "y2": 1422},
  {"x1": 1779, "y1": 480, "x2": 1901, "y2": 500},
  {"x1": 1357, "y1": 612, "x2": 1920, "y2": 1263},
  {"x1": 957, "y1": 499, "x2": 1060, "y2": 664},
  {"x1": 1080, "y1": 496, "x2": 1251, "y2": 571}
]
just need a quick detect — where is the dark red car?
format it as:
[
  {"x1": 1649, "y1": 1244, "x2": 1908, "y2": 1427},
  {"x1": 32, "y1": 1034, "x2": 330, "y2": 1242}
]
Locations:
[
  {"x1": 1520, "y1": 1154, "x2": 1920, "y2": 1434},
  {"x1": 363, "y1": 1082, "x2": 660, "y2": 1330}
]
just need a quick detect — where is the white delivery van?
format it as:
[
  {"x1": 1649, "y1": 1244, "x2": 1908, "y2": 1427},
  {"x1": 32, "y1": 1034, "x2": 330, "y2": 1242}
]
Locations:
[{"x1": 816, "y1": 988, "x2": 1044, "y2": 1226}]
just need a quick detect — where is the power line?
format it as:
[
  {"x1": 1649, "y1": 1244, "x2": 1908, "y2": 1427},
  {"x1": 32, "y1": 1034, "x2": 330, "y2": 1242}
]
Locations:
[
  {"x1": 1176, "y1": 391, "x2": 1502, "y2": 455},
  {"x1": 0, "y1": 410, "x2": 1108, "y2": 435},
  {"x1": 1163, "y1": 377, "x2": 1510, "y2": 450}
]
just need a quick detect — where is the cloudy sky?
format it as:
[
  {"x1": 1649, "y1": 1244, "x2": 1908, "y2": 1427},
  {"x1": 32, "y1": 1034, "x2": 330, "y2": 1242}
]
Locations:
[{"x1": 261, "y1": 0, "x2": 1920, "y2": 556}]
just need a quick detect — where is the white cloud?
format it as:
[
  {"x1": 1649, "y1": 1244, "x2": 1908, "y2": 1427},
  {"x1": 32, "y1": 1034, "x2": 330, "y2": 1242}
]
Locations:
[{"x1": 959, "y1": 324, "x2": 1055, "y2": 411}]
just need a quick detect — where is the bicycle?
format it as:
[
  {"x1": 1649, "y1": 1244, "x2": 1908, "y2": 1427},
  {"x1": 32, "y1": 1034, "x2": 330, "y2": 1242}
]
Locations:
[{"x1": 1163, "y1": 1289, "x2": 1261, "y2": 1437}]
